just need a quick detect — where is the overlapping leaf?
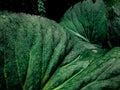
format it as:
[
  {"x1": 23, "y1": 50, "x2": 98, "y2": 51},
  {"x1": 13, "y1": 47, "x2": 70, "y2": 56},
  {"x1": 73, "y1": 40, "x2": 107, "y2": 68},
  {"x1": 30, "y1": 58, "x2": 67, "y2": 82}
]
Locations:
[
  {"x1": 0, "y1": 11, "x2": 120, "y2": 90},
  {"x1": 60, "y1": 0, "x2": 107, "y2": 46}
]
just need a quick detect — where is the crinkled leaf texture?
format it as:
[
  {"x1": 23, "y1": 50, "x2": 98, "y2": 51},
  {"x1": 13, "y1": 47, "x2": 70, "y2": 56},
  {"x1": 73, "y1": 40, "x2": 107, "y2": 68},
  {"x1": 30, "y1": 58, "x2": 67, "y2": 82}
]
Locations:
[
  {"x1": 60, "y1": 0, "x2": 107, "y2": 46},
  {"x1": 0, "y1": 12, "x2": 120, "y2": 90}
]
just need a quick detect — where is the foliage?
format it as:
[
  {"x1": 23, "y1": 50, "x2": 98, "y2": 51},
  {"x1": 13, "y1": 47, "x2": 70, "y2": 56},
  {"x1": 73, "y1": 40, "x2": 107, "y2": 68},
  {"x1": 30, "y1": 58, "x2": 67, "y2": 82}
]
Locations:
[
  {"x1": 60, "y1": 0, "x2": 120, "y2": 48},
  {"x1": 0, "y1": 0, "x2": 120, "y2": 90}
]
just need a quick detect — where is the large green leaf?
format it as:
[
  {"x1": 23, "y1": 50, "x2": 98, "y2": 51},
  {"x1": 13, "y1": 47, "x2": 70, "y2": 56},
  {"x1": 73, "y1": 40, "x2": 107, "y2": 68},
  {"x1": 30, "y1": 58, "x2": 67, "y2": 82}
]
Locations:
[
  {"x1": 0, "y1": 12, "x2": 120, "y2": 90},
  {"x1": 60, "y1": 0, "x2": 107, "y2": 46}
]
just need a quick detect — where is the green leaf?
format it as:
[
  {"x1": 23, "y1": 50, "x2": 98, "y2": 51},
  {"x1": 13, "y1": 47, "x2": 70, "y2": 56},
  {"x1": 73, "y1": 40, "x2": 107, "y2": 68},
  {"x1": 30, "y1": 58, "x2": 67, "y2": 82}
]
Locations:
[{"x1": 60, "y1": 0, "x2": 107, "y2": 46}]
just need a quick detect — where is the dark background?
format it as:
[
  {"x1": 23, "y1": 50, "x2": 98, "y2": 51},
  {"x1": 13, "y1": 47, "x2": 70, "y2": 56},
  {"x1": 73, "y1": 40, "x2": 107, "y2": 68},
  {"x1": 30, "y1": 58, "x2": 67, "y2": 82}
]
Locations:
[{"x1": 0, "y1": 0, "x2": 82, "y2": 22}]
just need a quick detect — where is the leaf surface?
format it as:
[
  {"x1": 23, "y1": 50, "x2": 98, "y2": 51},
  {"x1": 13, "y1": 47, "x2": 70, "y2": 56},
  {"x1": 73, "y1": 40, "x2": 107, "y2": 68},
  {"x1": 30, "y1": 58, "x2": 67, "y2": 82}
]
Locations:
[{"x1": 60, "y1": 0, "x2": 107, "y2": 46}]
